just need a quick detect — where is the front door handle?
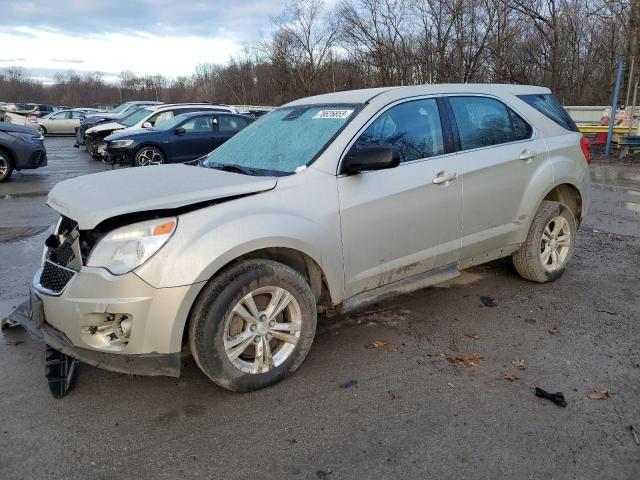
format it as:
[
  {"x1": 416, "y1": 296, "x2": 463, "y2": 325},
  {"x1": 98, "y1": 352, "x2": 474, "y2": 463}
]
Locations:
[
  {"x1": 432, "y1": 171, "x2": 457, "y2": 185},
  {"x1": 519, "y1": 150, "x2": 537, "y2": 161}
]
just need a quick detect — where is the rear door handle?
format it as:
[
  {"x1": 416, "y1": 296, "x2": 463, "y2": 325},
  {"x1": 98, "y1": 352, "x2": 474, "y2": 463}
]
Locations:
[
  {"x1": 432, "y1": 171, "x2": 457, "y2": 184},
  {"x1": 519, "y1": 150, "x2": 537, "y2": 161}
]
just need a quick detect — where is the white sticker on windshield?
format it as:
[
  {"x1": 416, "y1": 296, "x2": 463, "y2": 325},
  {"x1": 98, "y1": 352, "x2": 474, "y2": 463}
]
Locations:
[{"x1": 313, "y1": 109, "x2": 354, "y2": 119}]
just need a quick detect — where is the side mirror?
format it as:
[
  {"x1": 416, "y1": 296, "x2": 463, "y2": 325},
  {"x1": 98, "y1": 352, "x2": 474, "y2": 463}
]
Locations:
[
  {"x1": 142, "y1": 121, "x2": 153, "y2": 128},
  {"x1": 341, "y1": 146, "x2": 400, "y2": 175},
  {"x1": 174, "y1": 127, "x2": 186, "y2": 135}
]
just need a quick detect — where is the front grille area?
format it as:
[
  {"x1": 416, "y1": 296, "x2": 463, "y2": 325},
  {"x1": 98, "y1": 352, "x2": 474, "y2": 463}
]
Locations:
[
  {"x1": 40, "y1": 261, "x2": 75, "y2": 293},
  {"x1": 31, "y1": 150, "x2": 46, "y2": 166},
  {"x1": 38, "y1": 217, "x2": 81, "y2": 294}
]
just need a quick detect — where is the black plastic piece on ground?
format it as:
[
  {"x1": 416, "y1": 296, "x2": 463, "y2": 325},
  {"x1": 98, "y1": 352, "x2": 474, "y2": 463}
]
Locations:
[
  {"x1": 535, "y1": 387, "x2": 567, "y2": 407},
  {"x1": 480, "y1": 295, "x2": 497, "y2": 307},
  {"x1": 45, "y1": 344, "x2": 77, "y2": 398}
]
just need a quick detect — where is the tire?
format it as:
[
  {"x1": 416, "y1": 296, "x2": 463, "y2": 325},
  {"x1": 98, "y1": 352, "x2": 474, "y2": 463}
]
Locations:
[
  {"x1": 38, "y1": 125, "x2": 47, "y2": 136},
  {"x1": 134, "y1": 146, "x2": 165, "y2": 166},
  {"x1": 513, "y1": 200, "x2": 576, "y2": 283},
  {"x1": 0, "y1": 150, "x2": 14, "y2": 182},
  {"x1": 189, "y1": 259, "x2": 317, "y2": 392}
]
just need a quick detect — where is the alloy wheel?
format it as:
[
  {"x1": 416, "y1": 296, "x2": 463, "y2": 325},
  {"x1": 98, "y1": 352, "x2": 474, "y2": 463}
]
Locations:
[
  {"x1": 0, "y1": 156, "x2": 8, "y2": 180},
  {"x1": 137, "y1": 148, "x2": 164, "y2": 166},
  {"x1": 540, "y1": 215, "x2": 571, "y2": 272},
  {"x1": 223, "y1": 286, "x2": 302, "y2": 374}
]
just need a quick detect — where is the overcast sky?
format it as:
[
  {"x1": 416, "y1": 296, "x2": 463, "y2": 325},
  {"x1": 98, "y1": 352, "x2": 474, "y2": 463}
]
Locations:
[{"x1": 0, "y1": 0, "x2": 296, "y2": 83}]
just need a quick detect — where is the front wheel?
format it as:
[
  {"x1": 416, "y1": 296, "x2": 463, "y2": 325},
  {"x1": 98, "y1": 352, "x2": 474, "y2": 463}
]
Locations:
[
  {"x1": 134, "y1": 146, "x2": 165, "y2": 166},
  {"x1": 0, "y1": 151, "x2": 14, "y2": 182},
  {"x1": 189, "y1": 260, "x2": 317, "y2": 392},
  {"x1": 513, "y1": 200, "x2": 576, "y2": 283},
  {"x1": 37, "y1": 125, "x2": 47, "y2": 136}
]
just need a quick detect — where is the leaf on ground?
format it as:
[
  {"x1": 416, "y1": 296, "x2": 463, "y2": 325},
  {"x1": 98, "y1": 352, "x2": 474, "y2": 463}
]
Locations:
[
  {"x1": 588, "y1": 390, "x2": 610, "y2": 400},
  {"x1": 547, "y1": 325, "x2": 560, "y2": 334},
  {"x1": 464, "y1": 333, "x2": 480, "y2": 340},
  {"x1": 512, "y1": 359, "x2": 526, "y2": 370},
  {"x1": 503, "y1": 373, "x2": 519, "y2": 381},
  {"x1": 371, "y1": 339, "x2": 397, "y2": 352},
  {"x1": 447, "y1": 352, "x2": 482, "y2": 367}
]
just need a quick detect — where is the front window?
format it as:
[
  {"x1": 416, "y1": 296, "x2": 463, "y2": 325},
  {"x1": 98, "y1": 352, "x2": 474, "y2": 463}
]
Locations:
[
  {"x1": 111, "y1": 103, "x2": 131, "y2": 114},
  {"x1": 353, "y1": 99, "x2": 444, "y2": 163},
  {"x1": 202, "y1": 104, "x2": 361, "y2": 175},
  {"x1": 181, "y1": 115, "x2": 216, "y2": 133},
  {"x1": 121, "y1": 109, "x2": 151, "y2": 127}
]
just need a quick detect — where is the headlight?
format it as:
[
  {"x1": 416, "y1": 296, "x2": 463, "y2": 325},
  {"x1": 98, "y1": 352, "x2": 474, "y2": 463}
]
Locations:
[
  {"x1": 87, "y1": 218, "x2": 177, "y2": 275},
  {"x1": 7, "y1": 131, "x2": 41, "y2": 143},
  {"x1": 109, "y1": 139, "x2": 134, "y2": 148}
]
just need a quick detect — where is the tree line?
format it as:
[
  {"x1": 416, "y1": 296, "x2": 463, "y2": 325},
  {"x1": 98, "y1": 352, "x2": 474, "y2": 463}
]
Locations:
[{"x1": 0, "y1": 0, "x2": 636, "y2": 107}]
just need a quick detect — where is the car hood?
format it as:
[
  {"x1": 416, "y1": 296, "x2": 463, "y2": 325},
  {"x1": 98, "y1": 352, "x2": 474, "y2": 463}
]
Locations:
[
  {"x1": 106, "y1": 128, "x2": 157, "y2": 142},
  {"x1": 47, "y1": 164, "x2": 278, "y2": 229},
  {"x1": 86, "y1": 121, "x2": 126, "y2": 134},
  {"x1": 0, "y1": 122, "x2": 40, "y2": 134}
]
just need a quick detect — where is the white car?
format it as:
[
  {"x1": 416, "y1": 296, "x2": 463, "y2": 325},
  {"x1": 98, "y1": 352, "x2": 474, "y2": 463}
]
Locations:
[
  {"x1": 28, "y1": 84, "x2": 591, "y2": 396},
  {"x1": 31, "y1": 110, "x2": 87, "y2": 135},
  {"x1": 84, "y1": 103, "x2": 239, "y2": 159}
]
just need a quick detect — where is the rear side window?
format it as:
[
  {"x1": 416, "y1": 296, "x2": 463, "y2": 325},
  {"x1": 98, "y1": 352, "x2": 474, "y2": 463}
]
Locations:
[
  {"x1": 510, "y1": 110, "x2": 533, "y2": 140},
  {"x1": 517, "y1": 94, "x2": 578, "y2": 132},
  {"x1": 355, "y1": 98, "x2": 444, "y2": 163},
  {"x1": 219, "y1": 115, "x2": 250, "y2": 133},
  {"x1": 449, "y1": 97, "x2": 518, "y2": 150}
]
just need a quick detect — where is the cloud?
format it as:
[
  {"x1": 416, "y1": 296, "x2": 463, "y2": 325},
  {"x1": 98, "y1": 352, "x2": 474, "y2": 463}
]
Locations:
[
  {"x1": 49, "y1": 58, "x2": 85, "y2": 64},
  {"x1": 0, "y1": 0, "x2": 283, "y2": 42},
  {"x1": 0, "y1": 58, "x2": 27, "y2": 63}
]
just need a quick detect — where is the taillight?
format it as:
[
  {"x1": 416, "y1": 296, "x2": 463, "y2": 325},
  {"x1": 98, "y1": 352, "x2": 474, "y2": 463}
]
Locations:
[{"x1": 580, "y1": 136, "x2": 591, "y2": 164}]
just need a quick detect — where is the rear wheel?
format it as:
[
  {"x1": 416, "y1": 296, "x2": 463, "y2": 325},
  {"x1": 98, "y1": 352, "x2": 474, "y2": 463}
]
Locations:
[
  {"x1": 189, "y1": 260, "x2": 317, "y2": 392},
  {"x1": 0, "y1": 151, "x2": 14, "y2": 182},
  {"x1": 134, "y1": 146, "x2": 165, "y2": 166},
  {"x1": 513, "y1": 200, "x2": 576, "y2": 282}
]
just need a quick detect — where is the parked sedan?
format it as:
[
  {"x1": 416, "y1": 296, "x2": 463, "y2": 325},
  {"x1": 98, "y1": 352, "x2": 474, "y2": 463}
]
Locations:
[
  {"x1": 33, "y1": 109, "x2": 86, "y2": 135},
  {"x1": 104, "y1": 111, "x2": 253, "y2": 166},
  {"x1": 0, "y1": 123, "x2": 47, "y2": 182}
]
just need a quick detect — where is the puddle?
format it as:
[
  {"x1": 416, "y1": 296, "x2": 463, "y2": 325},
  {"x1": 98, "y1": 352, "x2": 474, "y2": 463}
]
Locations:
[
  {"x1": 0, "y1": 226, "x2": 49, "y2": 243},
  {"x1": 591, "y1": 168, "x2": 640, "y2": 190},
  {"x1": 618, "y1": 201, "x2": 640, "y2": 213},
  {"x1": 0, "y1": 191, "x2": 48, "y2": 200}
]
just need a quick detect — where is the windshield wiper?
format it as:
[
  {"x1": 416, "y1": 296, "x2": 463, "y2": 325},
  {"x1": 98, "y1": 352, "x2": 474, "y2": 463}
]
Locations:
[{"x1": 204, "y1": 162, "x2": 255, "y2": 176}]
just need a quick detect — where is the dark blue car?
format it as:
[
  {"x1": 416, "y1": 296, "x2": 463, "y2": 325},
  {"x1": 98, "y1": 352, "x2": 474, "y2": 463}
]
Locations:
[
  {"x1": 104, "y1": 111, "x2": 254, "y2": 166},
  {"x1": 0, "y1": 123, "x2": 47, "y2": 182}
]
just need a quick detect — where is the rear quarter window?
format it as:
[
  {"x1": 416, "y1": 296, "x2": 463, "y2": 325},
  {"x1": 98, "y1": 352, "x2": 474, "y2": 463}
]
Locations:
[{"x1": 517, "y1": 94, "x2": 578, "y2": 132}]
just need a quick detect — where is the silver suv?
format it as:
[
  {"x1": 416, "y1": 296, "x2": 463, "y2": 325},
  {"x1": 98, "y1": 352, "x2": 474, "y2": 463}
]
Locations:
[{"x1": 32, "y1": 84, "x2": 590, "y2": 393}]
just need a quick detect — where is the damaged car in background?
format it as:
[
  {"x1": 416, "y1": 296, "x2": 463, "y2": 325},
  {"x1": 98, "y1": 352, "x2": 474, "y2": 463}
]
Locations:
[
  {"x1": 75, "y1": 100, "x2": 163, "y2": 148},
  {"x1": 84, "y1": 103, "x2": 240, "y2": 161},
  {"x1": 4, "y1": 84, "x2": 590, "y2": 398},
  {"x1": 104, "y1": 111, "x2": 253, "y2": 166}
]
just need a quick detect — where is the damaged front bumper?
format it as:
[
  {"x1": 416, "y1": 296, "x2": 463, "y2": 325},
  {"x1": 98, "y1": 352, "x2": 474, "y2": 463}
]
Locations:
[
  {"x1": 104, "y1": 146, "x2": 134, "y2": 166},
  {"x1": 9, "y1": 266, "x2": 205, "y2": 377}
]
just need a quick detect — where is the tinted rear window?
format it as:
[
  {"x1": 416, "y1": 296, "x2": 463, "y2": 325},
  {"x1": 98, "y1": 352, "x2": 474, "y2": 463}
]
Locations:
[{"x1": 518, "y1": 94, "x2": 578, "y2": 132}]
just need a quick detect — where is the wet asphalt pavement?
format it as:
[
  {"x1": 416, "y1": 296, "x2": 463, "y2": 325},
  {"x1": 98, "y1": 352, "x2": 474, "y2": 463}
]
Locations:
[{"x1": 1, "y1": 138, "x2": 639, "y2": 479}]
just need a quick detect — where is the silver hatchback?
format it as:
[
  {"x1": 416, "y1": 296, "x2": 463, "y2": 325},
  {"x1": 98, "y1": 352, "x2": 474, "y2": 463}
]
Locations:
[{"x1": 32, "y1": 84, "x2": 590, "y2": 394}]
